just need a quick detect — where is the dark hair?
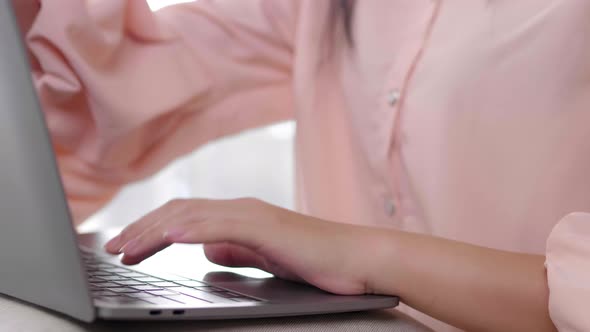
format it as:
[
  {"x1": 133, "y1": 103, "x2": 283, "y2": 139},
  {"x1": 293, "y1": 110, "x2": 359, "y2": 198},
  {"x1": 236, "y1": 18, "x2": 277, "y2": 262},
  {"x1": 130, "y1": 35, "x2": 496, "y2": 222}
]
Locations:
[
  {"x1": 339, "y1": 0, "x2": 355, "y2": 44},
  {"x1": 329, "y1": 0, "x2": 355, "y2": 46}
]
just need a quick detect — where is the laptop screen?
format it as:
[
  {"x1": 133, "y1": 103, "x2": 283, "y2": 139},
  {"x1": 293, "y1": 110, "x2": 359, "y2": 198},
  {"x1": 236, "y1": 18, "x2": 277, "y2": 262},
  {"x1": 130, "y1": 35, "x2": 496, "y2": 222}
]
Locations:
[{"x1": 0, "y1": 1, "x2": 94, "y2": 322}]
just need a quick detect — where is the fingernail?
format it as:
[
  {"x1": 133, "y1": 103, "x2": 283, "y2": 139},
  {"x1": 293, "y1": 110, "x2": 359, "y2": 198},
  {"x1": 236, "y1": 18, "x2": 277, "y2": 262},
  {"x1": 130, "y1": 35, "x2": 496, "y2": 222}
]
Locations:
[
  {"x1": 104, "y1": 235, "x2": 122, "y2": 253},
  {"x1": 121, "y1": 239, "x2": 140, "y2": 256}
]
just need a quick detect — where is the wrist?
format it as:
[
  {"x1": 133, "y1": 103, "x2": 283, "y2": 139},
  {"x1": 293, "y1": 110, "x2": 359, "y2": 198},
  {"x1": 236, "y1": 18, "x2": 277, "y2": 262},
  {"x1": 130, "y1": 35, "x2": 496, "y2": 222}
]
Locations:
[{"x1": 362, "y1": 228, "x2": 405, "y2": 296}]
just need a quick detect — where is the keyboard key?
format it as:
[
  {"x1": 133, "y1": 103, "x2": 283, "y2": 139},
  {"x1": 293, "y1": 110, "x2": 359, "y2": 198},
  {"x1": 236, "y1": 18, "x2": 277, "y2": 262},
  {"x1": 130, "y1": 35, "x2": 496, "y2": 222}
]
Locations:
[
  {"x1": 89, "y1": 279, "x2": 112, "y2": 284},
  {"x1": 176, "y1": 287, "x2": 238, "y2": 304},
  {"x1": 155, "y1": 274, "x2": 192, "y2": 281},
  {"x1": 104, "y1": 268, "x2": 131, "y2": 274},
  {"x1": 127, "y1": 293, "x2": 159, "y2": 299},
  {"x1": 114, "y1": 280, "x2": 146, "y2": 286},
  {"x1": 149, "y1": 282, "x2": 182, "y2": 288},
  {"x1": 148, "y1": 290, "x2": 179, "y2": 296},
  {"x1": 132, "y1": 277, "x2": 163, "y2": 283},
  {"x1": 98, "y1": 275, "x2": 129, "y2": 282},
  {"x1": 88, "y1": 277, "x2": 106, "y2": 283},
  {"x1": 91, "y1": 282, "x2": 120, "y2": 288},
  {"x1": 165, "y1": 294, "x2": 210, "y2": 305},
  {"x1": 116, "y1": 272, "x2": 149, "y2": 278},
  {"x1": 137, "y1": 272, "x2": 191, "y2": 281},
  {"x1": 132, "y1": 285, "x2": 164, "y2": 291},
  {"x1": 175, "y1": 280, "x2": 208, "y2": 287},
  {"x1": 107, "y1": 287, "x2": 141, "y2": 293},
  {"x1": 89, "y1": 271, "x2": 113, "y2": 277},
  {"x1": 97, "y1": 264, "x2": 116, "y2": 269}
]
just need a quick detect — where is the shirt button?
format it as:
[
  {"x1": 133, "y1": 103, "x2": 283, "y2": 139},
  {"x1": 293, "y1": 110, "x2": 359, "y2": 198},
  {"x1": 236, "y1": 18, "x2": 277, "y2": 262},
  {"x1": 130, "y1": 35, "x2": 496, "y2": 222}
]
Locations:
[
  {"x1": 384, "y1": 198, "x2": 396, "y2": 217},
  {"x1": 387, "y1": 89, "x2": 401, "y2": 106}
]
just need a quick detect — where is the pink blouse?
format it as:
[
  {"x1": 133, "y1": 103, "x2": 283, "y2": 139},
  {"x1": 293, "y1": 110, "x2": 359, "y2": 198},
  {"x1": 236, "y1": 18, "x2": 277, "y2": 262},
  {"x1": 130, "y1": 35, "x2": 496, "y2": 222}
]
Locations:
[{"x1": 23, "y1": 0, "x2": 590, "y2": 330}]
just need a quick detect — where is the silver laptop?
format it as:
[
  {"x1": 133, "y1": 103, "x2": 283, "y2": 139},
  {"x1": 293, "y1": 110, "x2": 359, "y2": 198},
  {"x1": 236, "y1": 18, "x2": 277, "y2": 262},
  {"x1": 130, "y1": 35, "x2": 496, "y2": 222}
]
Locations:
[{"x1": 0, "y1": 1, "x2": 398, "y2": 323}]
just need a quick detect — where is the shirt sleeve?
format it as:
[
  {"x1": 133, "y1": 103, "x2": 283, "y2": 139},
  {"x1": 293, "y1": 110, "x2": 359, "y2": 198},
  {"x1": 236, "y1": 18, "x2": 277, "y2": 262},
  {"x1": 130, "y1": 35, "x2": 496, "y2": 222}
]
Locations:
[
  {"x1": 22, "y1": 0, "x2": 298, "y2": 223},
  {"x1": 545, "y1": 212, "x2": 590, "y2": 331}
]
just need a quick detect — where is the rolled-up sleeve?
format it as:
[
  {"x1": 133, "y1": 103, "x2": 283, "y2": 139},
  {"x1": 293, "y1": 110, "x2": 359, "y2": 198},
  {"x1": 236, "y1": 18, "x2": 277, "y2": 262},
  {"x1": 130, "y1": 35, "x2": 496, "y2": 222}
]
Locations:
[
  {"x1": 545, "y1": 212, "x2": 590, "y2": 331},
  {"x1": 22, "y1": 0, "x2": 297, "y2": 222}
]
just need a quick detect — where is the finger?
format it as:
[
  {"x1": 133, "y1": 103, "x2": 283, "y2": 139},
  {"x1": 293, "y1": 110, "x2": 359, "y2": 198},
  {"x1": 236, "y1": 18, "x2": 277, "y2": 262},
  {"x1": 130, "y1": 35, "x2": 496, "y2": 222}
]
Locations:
[
  {"x1": 116, "y1": 199, "x2": 236, "y2": 263},
  {"x1": 160, "y1": 198, "x2": 279, "y2": 249},
  {"x1": 119, "y1": 199, "x2": 278, "y2": 267},
  {"x1": 163, "y1": 218, "x2": 264, "y2": 251},
  {"x1": 119, "y1": 213, "x2": 195, "y2": 265},
  {"x1": 120, "y1": 241, "x2": 171, "y2": 266},
  {"x1": 105, "y1": 199, "x2": 187, "y2": 254},
  {"x1": 118, "y1": 220, "x2": 174, "y2": 265}
]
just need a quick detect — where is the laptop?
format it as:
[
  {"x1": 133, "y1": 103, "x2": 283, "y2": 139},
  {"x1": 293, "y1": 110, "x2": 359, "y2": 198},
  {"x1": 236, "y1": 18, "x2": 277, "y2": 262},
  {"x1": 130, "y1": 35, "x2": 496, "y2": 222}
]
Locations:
[{"x1": 0, "y1": 1, "x2": 398, "y2": 323}]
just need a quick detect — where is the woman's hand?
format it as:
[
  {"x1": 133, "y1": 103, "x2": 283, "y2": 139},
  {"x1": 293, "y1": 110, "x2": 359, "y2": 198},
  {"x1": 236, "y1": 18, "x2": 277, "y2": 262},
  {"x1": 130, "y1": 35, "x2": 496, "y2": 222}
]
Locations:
[
  {"x1": 104, "y1": 198, "x2": 391, "y2": 295},
  {"x1": 103, "y1": 197, "x2": 557, "y2": 331}
]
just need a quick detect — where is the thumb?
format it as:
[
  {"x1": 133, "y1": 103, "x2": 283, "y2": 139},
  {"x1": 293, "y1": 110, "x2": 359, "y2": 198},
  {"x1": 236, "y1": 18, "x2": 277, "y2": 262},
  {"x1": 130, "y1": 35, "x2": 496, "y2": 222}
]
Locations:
[
  {"x1": 204, "y1": 243, "x2": 269, "y2": 269},
  {"x1": 203, "y1": 243, "x2": 303, "y2": 283}
]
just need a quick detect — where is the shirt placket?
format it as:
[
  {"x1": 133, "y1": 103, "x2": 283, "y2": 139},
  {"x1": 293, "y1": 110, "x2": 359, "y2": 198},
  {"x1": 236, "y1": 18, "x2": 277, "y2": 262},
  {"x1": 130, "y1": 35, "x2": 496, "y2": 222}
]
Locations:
[{"x1": 379, "y1": 0, "x2": 442, "y2": 224}]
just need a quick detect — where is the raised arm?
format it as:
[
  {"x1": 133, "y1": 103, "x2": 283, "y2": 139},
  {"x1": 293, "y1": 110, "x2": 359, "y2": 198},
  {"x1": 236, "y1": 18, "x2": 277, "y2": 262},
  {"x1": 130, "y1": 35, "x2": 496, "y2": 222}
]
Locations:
[{"x1": 15, "y1": 0, "x2": 298, "y2": 222}]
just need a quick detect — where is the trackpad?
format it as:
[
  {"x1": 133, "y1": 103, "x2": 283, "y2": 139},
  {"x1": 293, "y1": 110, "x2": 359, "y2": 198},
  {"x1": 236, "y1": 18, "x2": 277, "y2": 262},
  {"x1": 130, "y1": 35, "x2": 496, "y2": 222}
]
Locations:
[{"x1": 203, "y1": 272, "x2": 337, "y2": 303}]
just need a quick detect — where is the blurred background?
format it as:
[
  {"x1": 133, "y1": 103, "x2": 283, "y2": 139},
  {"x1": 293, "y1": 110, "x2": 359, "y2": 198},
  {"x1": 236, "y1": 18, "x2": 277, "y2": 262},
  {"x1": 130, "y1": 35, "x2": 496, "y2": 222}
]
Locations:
[{"x1": 79, "y1": 0, "x2": 296, "y2": 232}]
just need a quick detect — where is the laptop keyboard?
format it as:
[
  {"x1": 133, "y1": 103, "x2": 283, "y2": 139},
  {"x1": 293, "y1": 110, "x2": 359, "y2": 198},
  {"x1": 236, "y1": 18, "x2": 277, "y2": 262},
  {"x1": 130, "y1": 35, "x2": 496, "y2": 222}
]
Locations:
[{"x1": 80, "y1": 249, "x2": 261, "y2": 306}]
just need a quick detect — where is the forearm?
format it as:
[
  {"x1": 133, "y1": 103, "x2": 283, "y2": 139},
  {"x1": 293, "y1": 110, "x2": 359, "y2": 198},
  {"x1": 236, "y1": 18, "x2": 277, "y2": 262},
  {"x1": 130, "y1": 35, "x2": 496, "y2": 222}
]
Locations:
[{"x1": 367, "y1": 230, "x2": 557, "y2": 332}]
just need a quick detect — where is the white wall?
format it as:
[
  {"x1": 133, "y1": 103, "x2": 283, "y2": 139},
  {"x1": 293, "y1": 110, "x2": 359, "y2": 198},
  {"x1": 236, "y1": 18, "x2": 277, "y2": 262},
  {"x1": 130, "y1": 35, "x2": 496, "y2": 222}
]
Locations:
[{"x1": 79, "y1": 0, "x2": 295, "y2": 232}]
